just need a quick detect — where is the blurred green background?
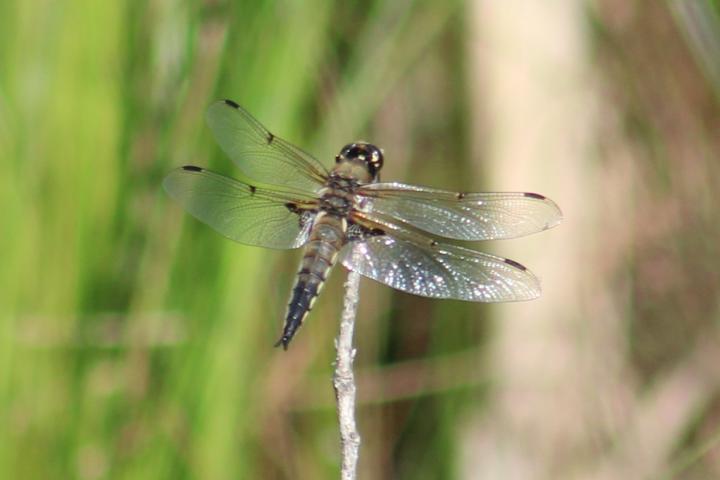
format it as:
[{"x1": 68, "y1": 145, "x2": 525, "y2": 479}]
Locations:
[{"x1": 2, "y1": 1, "x2": 720, "y2": 479}]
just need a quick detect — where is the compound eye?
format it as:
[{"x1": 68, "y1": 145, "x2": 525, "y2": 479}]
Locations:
[
  {"x1": 369, "y1": 148, "x2": 383, "y2": 171},
  {"x1": 339, "y1": 144, "x2": 362, "y2": 160},
  {"x1": 350, "y1": 147, "x2": 365, "y2": 160},
  {"x1": 373, "y1": 150, "x2": 384, "y2": 169}
]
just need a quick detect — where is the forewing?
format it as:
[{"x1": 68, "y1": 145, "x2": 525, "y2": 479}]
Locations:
[
  {"x1": 206, "y1": 100, "x2": 329, "y2": 192},
  {"x1": 163, "y1": 166, "x2": 316, "y2": 249},
  {"x1": 357, "y1": 182, "x2": 562, "y2": 241},
  {"x1": 340, "y1": 214, "x2": 541, "y2": 302}
]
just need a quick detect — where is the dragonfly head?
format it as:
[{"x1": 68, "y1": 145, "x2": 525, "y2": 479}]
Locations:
[{"x1": 336, "y1": 142, "x2": 384, "y2": 182}]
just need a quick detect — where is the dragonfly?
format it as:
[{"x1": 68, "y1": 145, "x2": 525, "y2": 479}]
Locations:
[{"x1": 164, "y1": 99, "x2": 562, "y2": 349}]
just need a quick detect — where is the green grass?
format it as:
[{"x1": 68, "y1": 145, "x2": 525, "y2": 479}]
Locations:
[{"x1": 0, "y1": 1, "x2": 469, "y2": 478}]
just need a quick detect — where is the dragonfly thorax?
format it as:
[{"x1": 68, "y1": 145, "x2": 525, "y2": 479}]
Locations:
[{"x1": 318, "y1": 184, "x2": 354, "y2": 217}]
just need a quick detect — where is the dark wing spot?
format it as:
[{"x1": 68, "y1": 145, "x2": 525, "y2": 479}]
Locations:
[
  {"x1": 267, "y1": 132, "x2": 274, "y2": 144},
  {"x1": 524, "y1": 192, "x2": 546, "y2": 200},
  {"x1": 456, "y1": 192, "x2": 466, "y2": 200},
  {"x1": 347, "y1": 222, "x2": 386, "y2": 241},
  {"x1": 504, "y1": 258, "x2": 527, "y2": 271},
  {"x1": 224, "y1": 99, "x2": 240, "y2": 108},
  {"x1": 182, "y1": 165, "x2": 203, "y2": 172},
  {"x1": 430, "y1": 240, "x2": 439, "y2": 248},
  {"x1": 285, "y1": 202, "x2": 299, "y2": 213}
]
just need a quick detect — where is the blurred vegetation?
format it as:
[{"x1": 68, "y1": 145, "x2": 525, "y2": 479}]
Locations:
[
  {"x1": 0, "y1": 0, "x2": 471, "y2": 478},
  {"x1": 2, "y1": 0, "x2": 720, "y2": 479}
]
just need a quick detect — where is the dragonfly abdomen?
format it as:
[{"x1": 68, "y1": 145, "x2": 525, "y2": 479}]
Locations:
[{"x1": 276, "y1": 212, "x2": 347, "y2": 349}]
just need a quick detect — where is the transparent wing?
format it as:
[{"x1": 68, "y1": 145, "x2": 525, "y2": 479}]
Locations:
[
  {"x1": 205, "y1": 100, "x2": 329, "y2": 193},
  {"x1": 163, "y1": 165, "x2": 317, "y2": 249},
  {"x1": 340, "y1": 213, "x2": 541, "y2": 302},
  {"x1": 357, "y1": 182, "x2": 562, "y2": 241}
]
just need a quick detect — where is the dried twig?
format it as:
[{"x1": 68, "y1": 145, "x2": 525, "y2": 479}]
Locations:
[{"x1": 334, "y1": 268, "x2": 361, "y2": 480}]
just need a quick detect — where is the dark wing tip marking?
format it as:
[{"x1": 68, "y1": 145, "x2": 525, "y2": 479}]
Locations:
[
  {"x1": 504, "y1": 258, "x2": 527, "y2": 271},
  {"x1": 524, "y1": 192, "x2": 546, "y2": 200},
  {"x1": 267, "y1": 132, "x2": 274, "y2": 144},
  {"x1": 223, "y1": 99, "x2": 240, "y2": 108},
  {"x1": 249, "y1": 185, "x2": 257, "y2": 194},
  {"x1": 182, "y1": 165, "x2": 203, "y2": 172},
  {"x1": 456, "y1": 192, "x2": 466, "y2": 200}
]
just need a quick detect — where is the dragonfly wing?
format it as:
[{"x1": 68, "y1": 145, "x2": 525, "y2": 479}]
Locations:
[
  {"x1": 357, "y1": 182, "x2": 562, "y2": 241},
  {"x1": 163, "y1": 166, "x2": 317, "y2": 249},
  {"x1": 206, "y1": 100, "x2": 329, "y2": 193},
  {"x1": 340, "y1": 213, "x2": 541, "y2": 302}
]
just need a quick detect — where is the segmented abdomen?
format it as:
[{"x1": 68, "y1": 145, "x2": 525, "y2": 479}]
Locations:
[{"x1": 276, "y1": 213, "x2": 346, "y2": 349}]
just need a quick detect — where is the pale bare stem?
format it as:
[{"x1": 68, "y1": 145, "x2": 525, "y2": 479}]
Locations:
[{"x1": 334, "y1": 267, "x2": 361, "y2": 480}]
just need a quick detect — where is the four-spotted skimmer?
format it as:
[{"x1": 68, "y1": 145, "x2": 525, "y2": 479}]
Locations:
[{"x1": 164, "y1": 100, "x2": 562, "y2": 349}]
